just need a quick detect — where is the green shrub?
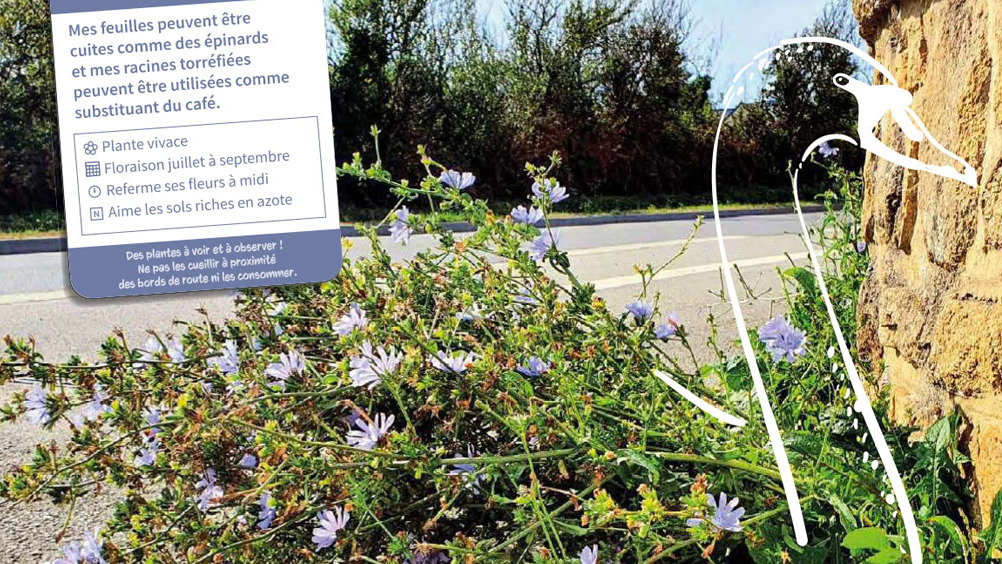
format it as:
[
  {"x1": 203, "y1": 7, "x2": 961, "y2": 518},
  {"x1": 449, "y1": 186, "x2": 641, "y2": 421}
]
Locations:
[
  {"x1": 0, "y1": 209, "x2": 64, "y2": 233},
  {"x1": 0, "y1": 142, "x2": 985, "y2": 563},
  {"x1": 0, "y1": 0, "x2": 60, "y2": 215},
  {"x1": 0, "y1": 0, "x2": 866, "y2": 216}
]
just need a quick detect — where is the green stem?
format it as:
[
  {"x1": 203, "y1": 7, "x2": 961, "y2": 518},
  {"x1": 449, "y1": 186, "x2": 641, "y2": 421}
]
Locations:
[{"x1": 643, "y1": 451, "x2": 783, "y2": 481}]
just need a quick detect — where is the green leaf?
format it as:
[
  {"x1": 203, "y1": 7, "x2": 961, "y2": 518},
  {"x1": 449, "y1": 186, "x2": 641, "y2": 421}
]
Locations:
[
  {"x1": 722, "y1": 358, "x2": 752, "y2": 392},
  {"x1": 552, "y1": 519, "x2": 589, "y2": 536},
  {"x1": 842, "y1": 527, "x2": 892, "y2": 551},
  {"x1": 925, "y1": 416, "x2": 950, "y2": 453},
  {"x1": 928, "y1": 515, "x2": 969, "y2": 562},
  {"x1": 615, "y1": 449, "x2": 661, "y2": 484},
  {"x1": 783, "y1": 266, "x2": 819, "y2": 296},
  {"x1": 830, "y1": 494, "x2": 856, "y2": 532},
  {"x1": 865, "y1": 548, "x2": 906, "y2": 564},
  {"x1": 981, "y1": 487, "x2": 1002, "y2": 563}
]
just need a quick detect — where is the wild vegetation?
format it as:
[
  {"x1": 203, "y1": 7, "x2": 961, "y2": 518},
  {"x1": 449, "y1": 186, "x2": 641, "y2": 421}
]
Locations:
[
  {"x1": 3, "y1": 1, "x2": 998, "y2": 561},
  {"x1": 1, "y1": 137, "x2": 997, "y2": 562}
]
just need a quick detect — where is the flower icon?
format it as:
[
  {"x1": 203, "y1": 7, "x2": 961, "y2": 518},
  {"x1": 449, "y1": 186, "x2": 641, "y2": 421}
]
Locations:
[{"x1": 84, "y1": 141, "x2": 99, "y2": 156}]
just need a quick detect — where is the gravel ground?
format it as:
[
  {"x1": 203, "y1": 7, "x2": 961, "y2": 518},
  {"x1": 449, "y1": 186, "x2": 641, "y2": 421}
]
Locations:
[
  {"x1": 0, "y1": 308, "x2": 232, "y2": 562},
  {"x1": 0, "y1": 385, "x2": 119, "y2": 563}
]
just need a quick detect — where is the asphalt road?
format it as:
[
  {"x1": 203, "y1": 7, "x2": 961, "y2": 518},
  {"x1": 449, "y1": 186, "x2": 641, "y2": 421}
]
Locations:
[{"x1": 0, "y1": 211, "x2": 818, "y2": 561}]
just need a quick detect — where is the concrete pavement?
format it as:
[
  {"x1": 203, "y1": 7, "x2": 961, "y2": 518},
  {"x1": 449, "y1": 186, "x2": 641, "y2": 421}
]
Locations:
[{"x1": 0, "y1": 212, "x2": 816, "y2": 360}]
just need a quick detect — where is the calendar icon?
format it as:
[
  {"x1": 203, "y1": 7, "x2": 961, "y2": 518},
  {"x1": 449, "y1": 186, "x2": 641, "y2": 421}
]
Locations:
[{"x1": 84, "y1": 161, "x2": 101, "y2": 178}]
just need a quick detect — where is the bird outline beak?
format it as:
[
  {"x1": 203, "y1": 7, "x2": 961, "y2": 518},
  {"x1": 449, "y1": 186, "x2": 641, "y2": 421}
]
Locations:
[{"x1": 833, "y1": 73, "x2": 978, "y2": 188}]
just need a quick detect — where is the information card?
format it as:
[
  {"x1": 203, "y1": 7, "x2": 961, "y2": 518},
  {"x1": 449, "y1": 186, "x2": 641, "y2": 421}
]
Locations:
[{"x1": 50, "y1": 0, "x2": 341, "y2": 298}]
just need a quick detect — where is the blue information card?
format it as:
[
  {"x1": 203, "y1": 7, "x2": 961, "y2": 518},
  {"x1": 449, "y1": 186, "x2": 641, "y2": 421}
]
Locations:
[{"x1": 49, "y1": 0, "x2": 341, "y2": 298}]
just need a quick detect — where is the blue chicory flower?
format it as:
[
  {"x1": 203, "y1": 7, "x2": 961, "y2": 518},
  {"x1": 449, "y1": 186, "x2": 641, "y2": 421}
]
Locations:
[
  {"x1": 144, "y1": 406, "x2": 162, "y2": 431},
  {"x1": 80, "y1": 383, "x2": 111, "y2": 422},
  {"x1": 134, "y1": 437, "x2": 159, "y2": 467},
  {"x1": 655, "y1": 312, "x2": 681, "y2": 340},
  {"x1": 25, "y1": 385, "x2": 50, "y2": 425},
  {"x1": 625, "y1": 300, "x2": 654, "y2": 322},
  {"x1": 457, "y1": 304, "x2": 484, "y2": 322},
  {"x1": 333, "y1": 303, "x2": 369, "y2": 336},
  {"x1": 81, "y1": 528, "x2": 106, "y2": 564},
  {"x1": 758, "y1": 316, "x2": 808, "y2": 362},
  {"x1": 257, "y1": 491, "x2": 277, "y2": 530},
  {"x1": 208, "y1": 340, "x2": 239, "y2": 375},
  {"x1": 345, "y1": 411, "x2": 361, "y2": 430},
  {"x1": 165, "y1": 337, "x2": 184, "y2": 364},
  {"x1": 349, "y1": 341, "x2": 402, "y2": 390},
  {"x1": 390, "y1": 206, "x2": 414, "y2": 245},
  {"x1": 266, "y1": 351, "x2": 306, "y2": 391},
  {"x1": 134, "y1": 406, "x2": 163, "y2": 467},
  {"x1": 511, "y1": 205, "x2": 544, "y2": 225},
  {"x1": 346, "y1": 412, "x2": 394, "y2": 451},
  {"x1": 525, "y1": 230, "x2": 561, "y2": 262},
  {"x1": 226, "y1": 378, "x2": 246, "y2": 396},
  {"x1": 757, "y1": 316, "x2": 785, "y2": 342},
  {"x1": 239, "y1": 453, "x2": 258, "y2": 468},
  {"x1": 686, "y1": 492, "x2": 745, "y2": 533},
  {"x1": 267, "y1": 298, "x2": 287, "y2": 317},
  {"x1": 448, "y1": 447, "x2": 485, "y2": 489},
  {"x1": 195, "y1": 469, "x2": 224, "y2": 512},
  {"x1": 439, "y1": 170, "x2": 476, "y2": 190},
  {"x1": 138, "y1": 336, "x2": 183, "y2": 365},
  {"x1": 312, "y1": 507, "x2": 350, "y2": 550},
  {"x1": 517, "y1": 356, "x2": 550, "y2": 377},
  {"x1": 818, "y1": 141, "x2": 839, "y2": 158},
  {"x1": 430, "y1": 350, "x2": 477, "y2": 374},
  {"x1": 139, "y1": 336, "x2": 161, "y2": 363},
  {"x1": 514, "y1": 289, "x2": 539, "y2": 306},
  {"x1": 409, "y1": 545, "x2": 450, "y2": 564},
  {"x1": 52, "y1": 530, "x2": 107, "y2": 564},
  {"x1": 532, "y1": 178, "x2": 569, "y2": 204},
  {"x1": 52, "y1": 541, "x2": 82, "y2": 564}
]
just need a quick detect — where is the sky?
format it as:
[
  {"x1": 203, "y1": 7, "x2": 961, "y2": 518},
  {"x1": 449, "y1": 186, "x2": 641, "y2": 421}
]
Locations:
[
  {"x1": 476, "y1": 0, "x2": 839, "y2": 103},
  {"x1": 688, "y1": 0, "x2": 835, "y2": 101}
]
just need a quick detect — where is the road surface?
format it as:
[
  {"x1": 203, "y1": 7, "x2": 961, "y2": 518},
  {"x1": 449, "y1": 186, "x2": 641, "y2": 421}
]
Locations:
[{"x1": 0, "y1": 211, "x2": 818, "y2": 561}]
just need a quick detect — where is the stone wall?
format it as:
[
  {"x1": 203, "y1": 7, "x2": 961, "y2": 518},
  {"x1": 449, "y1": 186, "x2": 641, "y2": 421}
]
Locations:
[{"x1": 853, "y1": 0, "x2": 1002, "y2": 524}]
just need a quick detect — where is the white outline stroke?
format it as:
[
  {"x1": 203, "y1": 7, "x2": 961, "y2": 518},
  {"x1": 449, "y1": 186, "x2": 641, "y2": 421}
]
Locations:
[
  {"x1": 709, "y1": 36, "x2": 981, "y2": 564},
  {"x1": 653, "y1": 370, "x2": 747, "y2": 427}
]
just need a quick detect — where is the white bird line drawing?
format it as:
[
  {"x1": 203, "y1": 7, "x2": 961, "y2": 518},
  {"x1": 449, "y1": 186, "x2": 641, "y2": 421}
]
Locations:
[
  {"x1": 709, "y1": 36, "x2": 978, "y2": 564},
  {"x1": 653, "y1": 370, "x2": 747, "y2": 427},
  {"x1": 832, "y1": 73, "x2": 978, "y2": 187}
]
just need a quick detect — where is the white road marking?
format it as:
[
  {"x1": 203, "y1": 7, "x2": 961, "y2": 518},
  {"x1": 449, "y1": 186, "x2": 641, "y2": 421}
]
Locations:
[
  {"x1": 590, "y1": 252, "x2": 807, "y2": 290},
  {"x1": 0, "y1": 290, "x2": 73, "y2": 305},
  {"x1": 0, "y1": 239, "x2": 791, "y2": 305},
  {"x1": 565, "y1": 236, "x2": 746, "y2": 257}
]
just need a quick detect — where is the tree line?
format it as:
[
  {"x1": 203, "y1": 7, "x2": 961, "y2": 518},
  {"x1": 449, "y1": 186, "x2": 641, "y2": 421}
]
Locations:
[{"x1": 0, "y1": 0, "x2": 861, "y2": 217}]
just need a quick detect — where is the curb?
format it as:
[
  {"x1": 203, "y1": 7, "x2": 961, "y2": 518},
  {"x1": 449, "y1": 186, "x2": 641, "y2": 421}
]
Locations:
[
  {"x1": 0, "y1": 205, "x2": 825, "y2": 256},
  {"x1": 0, "y1": 237, "x2": 68, "y2": 256}
]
